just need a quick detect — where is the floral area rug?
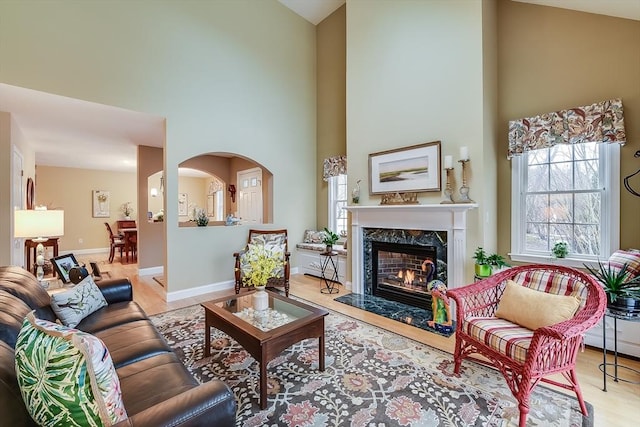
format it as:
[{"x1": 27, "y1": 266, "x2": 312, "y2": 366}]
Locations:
[{"x1": 151, "y1": 304, "x2": 593, "y2": 427}]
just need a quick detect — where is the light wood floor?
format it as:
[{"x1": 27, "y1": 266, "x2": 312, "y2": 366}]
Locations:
[{"x1": 100, "y1": 258, "x2": 639, "y2": 427}]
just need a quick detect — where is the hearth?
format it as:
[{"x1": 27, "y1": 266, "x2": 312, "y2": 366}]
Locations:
[{"x1": 372, "y1": 241, "x2": 437, "y2": 308}]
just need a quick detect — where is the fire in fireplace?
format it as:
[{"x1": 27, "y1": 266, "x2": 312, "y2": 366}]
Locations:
[{"x1": 372, "y1": 241, "x2": 438, "y2": 309}]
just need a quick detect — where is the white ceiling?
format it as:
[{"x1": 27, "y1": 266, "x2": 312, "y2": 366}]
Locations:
[
  {"x1": 278, "y1": 0, "x2": 345, "y2": 25},
  {"x1": 0, "y1": 84, "x2": 164, "y2": 173},
  {"x1": 3, "y1": 1, "x2": 637, "y2": 174}
]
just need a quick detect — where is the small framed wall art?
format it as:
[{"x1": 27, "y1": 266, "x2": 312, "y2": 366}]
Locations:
[
  {"x1": 369, "y1": 140, "x2": 441, "y2": 194},
  {"x1": 93, "y1": 190, "x2": 110, "y2": 218}
]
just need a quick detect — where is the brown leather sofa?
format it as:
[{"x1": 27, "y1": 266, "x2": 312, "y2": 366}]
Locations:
[{"x1": 0, "y1": 266, "x2": 236, "y2": 426}]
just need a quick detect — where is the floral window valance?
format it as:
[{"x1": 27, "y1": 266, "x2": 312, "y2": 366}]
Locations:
[
  {"x1": 508, "y1": 98, "x2": 626, "y2": 159},
  {"x1": 323, "y1": 155, "x2": 347, "y2": 181}
]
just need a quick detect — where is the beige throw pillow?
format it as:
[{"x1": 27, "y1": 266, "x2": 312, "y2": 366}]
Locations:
[{"x1": 495, "y1": 280, "x2": 581, "y2": 330}]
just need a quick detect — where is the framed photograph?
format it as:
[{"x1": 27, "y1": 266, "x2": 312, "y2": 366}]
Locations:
[
  {"x1": 51, "y1": 253, "x2": 79, "y2": 284},
  {"x1": 178, "y1": 192, "x2": 188, "y2": 216},
  {"x1": 369, "y1": 141, "x2": 441, "y2": 194},
  {"x1": 93, "y1": 190, "x2": 110, "y2": 218}
]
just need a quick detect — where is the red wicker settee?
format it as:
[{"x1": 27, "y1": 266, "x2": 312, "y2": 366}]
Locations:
[{"x1": 447, "y1": 264, "x2": 606, "y2": 427}]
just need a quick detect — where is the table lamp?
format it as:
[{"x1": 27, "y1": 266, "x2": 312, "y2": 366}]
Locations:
[{"x1": 14, "y1": 209, "x2": 65, "y2": 283}]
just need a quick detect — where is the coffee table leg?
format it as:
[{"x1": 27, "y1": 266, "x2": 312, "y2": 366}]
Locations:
[
  {"x1": 260, "y1": 361, "x2": 267, "y2": 409},
  {"x1": 204, "y1": 312, "x2": 211, "y2": 357},
  {"x1": 319, "y1": 335, "x2": 325, "y2": 371}
]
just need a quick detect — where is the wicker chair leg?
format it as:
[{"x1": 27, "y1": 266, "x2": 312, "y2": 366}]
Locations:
[
  {"x1": 453, "y1": 338, "x2": 464, "y2": 374},
  {"x1": 569, "y1": 368, "x2": 588, "y2": 415},
  {"x1": 518, "y1": 405, "x2": 529, "y2": 427}
]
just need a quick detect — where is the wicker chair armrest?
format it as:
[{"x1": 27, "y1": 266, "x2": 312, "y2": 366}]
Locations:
[{"x1": 448, "y1": 272, "x2": 511, "y2": 318}]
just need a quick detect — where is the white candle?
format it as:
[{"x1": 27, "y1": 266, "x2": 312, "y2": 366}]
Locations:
[
  {"x1": 444, "y1": 155, "x2": 453, "y2": 169},
  {"x1": 460, "y1": 146, "x2": 469, "y2": 161}
]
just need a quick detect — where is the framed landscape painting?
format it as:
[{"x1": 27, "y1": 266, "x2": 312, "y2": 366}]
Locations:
[{"x1": 369, "y1": 141, "x2": 441, "y2": 194}]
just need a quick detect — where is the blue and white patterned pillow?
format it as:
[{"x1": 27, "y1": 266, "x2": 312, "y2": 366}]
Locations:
[{"x1": 50, "y1": 275, "x2": 107, "y2": 328}]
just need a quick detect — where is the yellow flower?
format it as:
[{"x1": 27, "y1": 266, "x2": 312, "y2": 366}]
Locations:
[{"x1": 243, "y1": 245, "x2": 283, "y2": 287}]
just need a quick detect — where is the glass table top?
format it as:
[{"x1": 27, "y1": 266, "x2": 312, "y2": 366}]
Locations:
[{"x1": 213, "y1": 291, "x2": 314, "y2": 332}]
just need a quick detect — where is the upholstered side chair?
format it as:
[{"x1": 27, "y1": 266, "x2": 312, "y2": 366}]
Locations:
[
  {"x1": 233, "y1": 229, "x2": 291, "y2": 296},
  {"x1": 447, "y1": 264, "x2": 606, "y2": 427}
]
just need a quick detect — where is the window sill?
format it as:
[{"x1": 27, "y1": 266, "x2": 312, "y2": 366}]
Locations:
[{"x1": 509, "y1": 253, "x2": 601, "y2": 269}]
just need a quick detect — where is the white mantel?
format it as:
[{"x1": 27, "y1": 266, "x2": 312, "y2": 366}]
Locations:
[{"x1": 345, "y1": 204, "x2": 478, "y2": 294}]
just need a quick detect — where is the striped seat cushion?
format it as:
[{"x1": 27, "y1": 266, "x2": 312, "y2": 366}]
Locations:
[
  {"x1": 463, "y1": 317, "x2": 534, "y2": 364},
  {"x1": 607, "y1": 250, "x2": 640, "y2": 278},
  {"x1": 513, "y1": 270, "x2": 588, "y2": 309}
]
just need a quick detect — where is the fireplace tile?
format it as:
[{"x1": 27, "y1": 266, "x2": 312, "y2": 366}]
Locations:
[{"x1": 334, "y1": 293, "x2": 454, "y2": 337}]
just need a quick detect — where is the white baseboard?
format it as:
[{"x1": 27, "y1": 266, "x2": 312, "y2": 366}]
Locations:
[
  {"x1": 167, "y1": 280, "x2": 235, "y2": 302},
  {"x1": 139, "y1": 266, "x2": 163, "y2": 277},
  {"x1": 60, "y1": 248, "x2": 110, "y2": 256}
]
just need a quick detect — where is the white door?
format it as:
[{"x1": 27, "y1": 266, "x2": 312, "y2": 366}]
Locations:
[
  {"x1": 12, "y1": 147, "x2": 24, "y2": 267},
  {"x1": 237, "y1": 168, "x2": 262, "y2": 224}
]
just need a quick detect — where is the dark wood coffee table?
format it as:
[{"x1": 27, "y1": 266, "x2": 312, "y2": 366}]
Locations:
[{"x1": 201, "y1": 290, "x2": 328, "y2": 409}]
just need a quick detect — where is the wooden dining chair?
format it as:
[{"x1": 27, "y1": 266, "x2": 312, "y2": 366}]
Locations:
[{"x1": 104, "y1": 222, "x2": 125, "y2": 263}]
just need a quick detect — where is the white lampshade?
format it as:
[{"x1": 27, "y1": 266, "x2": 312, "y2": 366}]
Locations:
[{"x1": 14, "y1": 210, "x2": 65, "y2": 239}]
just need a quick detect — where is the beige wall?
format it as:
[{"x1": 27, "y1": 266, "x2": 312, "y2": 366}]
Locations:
[
  {"x1": 138, "y1": 145, "x2": 164, "y2": 270},
  {"x1": 347, "y1": 0, "x2": 497, "y2": 283},
  {"x1": 35, "y1": 166, "x2": 137, "y2": 253},
  {"x1": 316, "y1": 5, "x2": 346, "y2": 230},
  {"x1": 0, "y1": 0, "x2": 317, "y2": 293},
  {"x1": 496, "y1": 0, "x2": 640, "y2": 254},
  {"x1": 0, "y1": 111, "x2": 36, "y2": 266}
]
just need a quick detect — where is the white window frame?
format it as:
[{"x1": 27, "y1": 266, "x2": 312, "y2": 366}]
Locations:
[
  {"x1": 328, "y1": 174, "x2": 348, "y2": 236},
  {"x1": 510, "y1": 143, "x2": 620, "y2": 268}
]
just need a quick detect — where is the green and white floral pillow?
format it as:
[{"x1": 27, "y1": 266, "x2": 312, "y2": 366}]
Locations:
[
  {"x1": 15, "y1": 312, "x2": 128, "y2": 426},
  {"x1": 50, "y1": 275, "x2": 107, "y2": 328}
]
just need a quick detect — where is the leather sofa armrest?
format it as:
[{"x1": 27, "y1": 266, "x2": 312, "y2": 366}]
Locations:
[
  {"x1": 113, "y1": 380, "x2": 236, "y2": 427},
  {"x1": 97, "y1": 278, "x2": 133, "y2": 304}
]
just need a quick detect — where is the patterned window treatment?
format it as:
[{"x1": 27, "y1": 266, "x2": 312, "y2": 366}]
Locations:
[
  {"x1": 507, "y1": 98, "x2": 626, "y2": 159},
  {"x1": 323, "y1": 155, "x2": 347, "y2": 181}
]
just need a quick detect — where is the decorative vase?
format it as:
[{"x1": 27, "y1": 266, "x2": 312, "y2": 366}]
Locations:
[
  {"x1": 326, "y1": 244, "x2": 333, "y2": 253},
  {"x1": 253, "y1": 285, "x2": 268, "y2": 311},
  {"x1": 124, "y1": 216, "x2": 131, "y2": 220}
]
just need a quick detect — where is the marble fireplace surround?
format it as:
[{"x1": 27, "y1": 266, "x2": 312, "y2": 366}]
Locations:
[{"x1": 345, "y1": 204, "x2": 478, "y2": 295}]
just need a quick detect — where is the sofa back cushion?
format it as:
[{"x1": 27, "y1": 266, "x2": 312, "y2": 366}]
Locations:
[
  {"x1": 0, "y1": 291, "x2": 32, "y2": 349},
  {"x1": 0, "y1": 341, "x2": 37, "y2": 426},
  {"x1": 0, "y1": 266, "x2": 52, "y2": 311}
]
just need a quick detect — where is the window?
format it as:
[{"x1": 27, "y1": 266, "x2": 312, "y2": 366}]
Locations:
[
  {"x1": 511, "y1": 142, "x2": 619, "y2": 264},
  {"x1": 328, "y1": 174, "x2": 348, "y2": 237}
]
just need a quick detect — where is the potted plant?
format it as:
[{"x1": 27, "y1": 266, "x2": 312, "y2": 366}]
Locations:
[
  {"x1": 585, "y1": 261, "x2": 640, "y2": 314},
  {"x1": 473, "y1": 247, "x2": 492, "y2": 278},
  {"x1": 552, "y1": 241, "x2": 569, "y2": 258},
  {"x1": 323, "y1": 227, "x2": 339, "y2": 252},
  {"x1": 195, "y1": 209, "x2": 209, "y2": 226},
  {"x1": 487, "y1": 253, "x2": 510, "y2": 272},
  {"x1": 121, "y1": 202, "x2": 133, "y2": 220}
]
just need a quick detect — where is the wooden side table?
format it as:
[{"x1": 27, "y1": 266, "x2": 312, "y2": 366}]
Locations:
[{"x1": 25, "y1": 238, "x2": 59, "y2": 276}]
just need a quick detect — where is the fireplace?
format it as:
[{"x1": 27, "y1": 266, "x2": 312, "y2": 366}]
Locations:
[
  {"x1": 372, "y1": 241, "x2": 438, "y2": 308},
  {"x1": 345, "y1": 204, "x2": 477, "y2": 295}
]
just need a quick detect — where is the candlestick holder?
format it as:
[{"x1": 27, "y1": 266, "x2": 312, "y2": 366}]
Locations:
[
  {"x1": 440, "y1": 167, "x2": 455, "y2": 204},
  {"x1": 458, "y1": 159, "x2": 475, "y2": 203}
]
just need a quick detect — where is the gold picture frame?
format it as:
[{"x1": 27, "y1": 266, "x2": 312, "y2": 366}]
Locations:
[{"x1": 369, "y1": 141, "x2": 441, "y2": 195}]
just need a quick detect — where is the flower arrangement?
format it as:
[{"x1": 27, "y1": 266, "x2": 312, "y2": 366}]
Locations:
[
  {"x1": 97, "y1": 193, "x2": 108, "y2": 203},
  {"x1": 243, "y1": 245, "x2": 284, "y2": 287},
  {"x1": 121, "y1": 202, "x2": 133, "y2": 217}
]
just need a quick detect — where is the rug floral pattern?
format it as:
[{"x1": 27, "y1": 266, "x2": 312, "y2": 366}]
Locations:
[{"x1": 151, "y1": 305, "x2": 590, "y2": 427}]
